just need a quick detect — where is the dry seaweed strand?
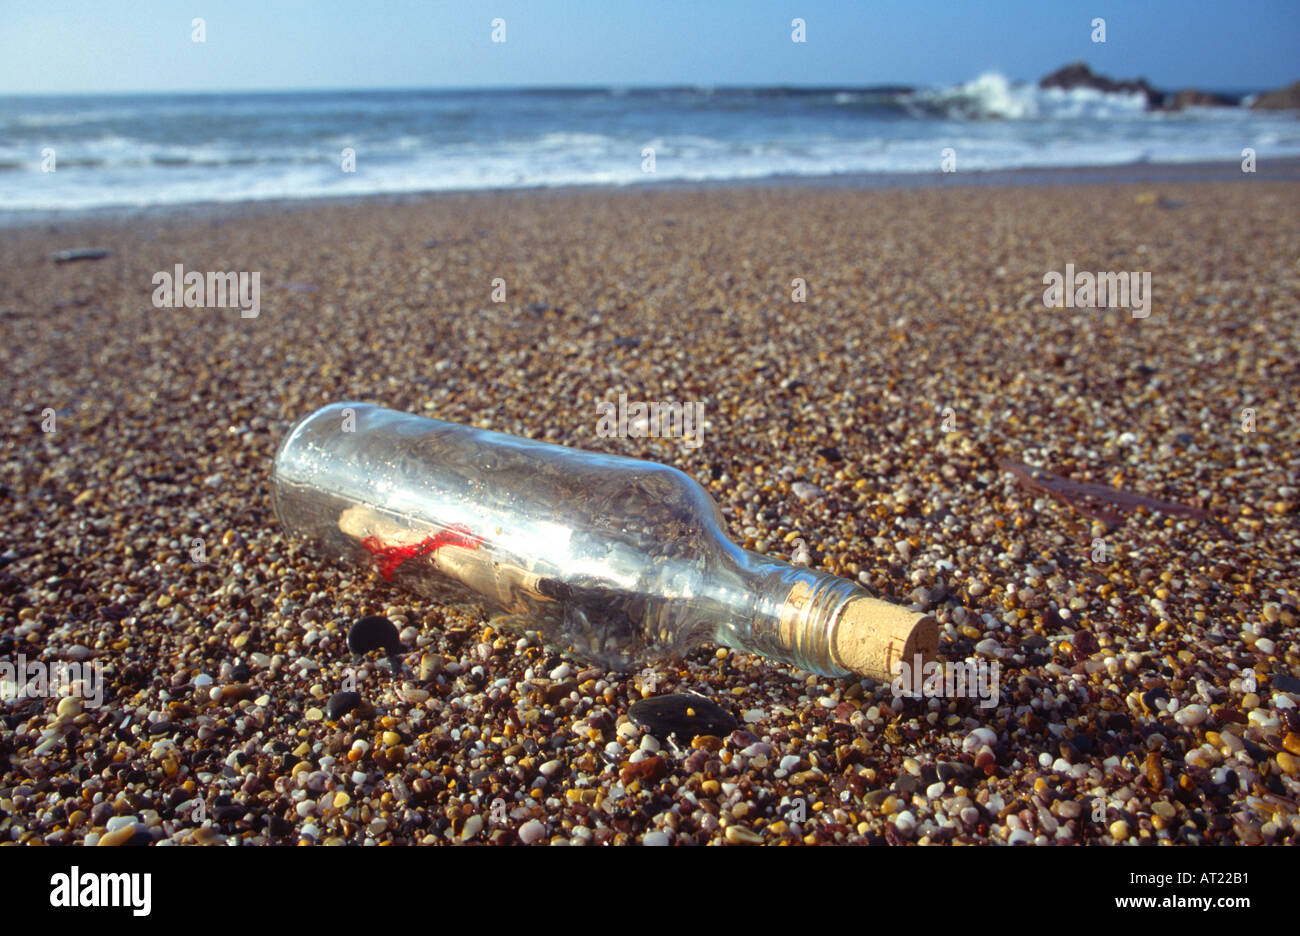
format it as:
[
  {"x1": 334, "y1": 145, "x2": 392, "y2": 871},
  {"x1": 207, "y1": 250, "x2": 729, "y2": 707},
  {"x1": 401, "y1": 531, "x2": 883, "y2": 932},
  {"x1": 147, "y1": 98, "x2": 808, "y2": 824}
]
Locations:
[{"x1": 997, "y1": 459, "x2": 1221, "y2": 533}]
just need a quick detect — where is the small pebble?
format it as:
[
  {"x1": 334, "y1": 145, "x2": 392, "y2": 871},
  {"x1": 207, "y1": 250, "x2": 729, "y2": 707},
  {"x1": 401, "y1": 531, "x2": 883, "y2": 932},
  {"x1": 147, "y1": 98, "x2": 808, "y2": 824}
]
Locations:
[{"x1": 326, "y1": 691, "x2": 362, "y2": 720}]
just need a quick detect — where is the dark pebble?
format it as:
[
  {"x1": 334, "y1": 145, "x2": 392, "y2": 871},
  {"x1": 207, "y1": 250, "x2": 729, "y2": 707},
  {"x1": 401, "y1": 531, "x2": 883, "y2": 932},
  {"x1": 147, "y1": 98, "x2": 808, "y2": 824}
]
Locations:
[
  {"x1": 51, "y1": 247, "x2": 111, "y2": 263},
  {"x1": 1272, "y1": 674, "x2": 1300, "y2": 694},
  {"x1": 1242, "y1": 738, "x2": 1272, "y2": 763},
  {"x1": 1073, "y1": 630, "x2": 1100, "y2": 655},
  {"x1": 347, "y1": 615, "x2": 402, "y2": 655},
  {"x1": 90, "y1": 802, "x2": 114, "y2": 827},
  {"x1": 816, "y1": 446, "x2": 843, "y2": 462},
  {"x1": 326, "y1": 691, "x2": 362, "y2": 720},
  {"x1": 936, "y1": 761, "x2": 972, "y2": 783},
  {"x1": 543, "y1": 680, "x2": 578, "y2": 705},
  {"x1": 628, "y1": 693, "x2": 737, "y2": 741},
  {"x1": 148, "y1": 721, "x2": 175, "y2": 735},
  {"x1": 1141, "y1": 688, "x2": 1169, "y2": 714}
]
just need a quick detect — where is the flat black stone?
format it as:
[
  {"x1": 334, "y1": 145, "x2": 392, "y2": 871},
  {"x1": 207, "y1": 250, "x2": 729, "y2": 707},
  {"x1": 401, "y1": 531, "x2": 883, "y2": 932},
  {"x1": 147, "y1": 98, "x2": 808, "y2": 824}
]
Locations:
[
  {"x1": 1272, "y1": 674, "x2": 1300, "y2": 694},
  {"x1": 326, "y1": 691, "x2": 362, "y2": 720},
  {"x1": 628, "y1": 693, "x2": 737, "y2": 741},
  {"x1": 348, "y1": 615, "x2": 402, "y2": 655}
]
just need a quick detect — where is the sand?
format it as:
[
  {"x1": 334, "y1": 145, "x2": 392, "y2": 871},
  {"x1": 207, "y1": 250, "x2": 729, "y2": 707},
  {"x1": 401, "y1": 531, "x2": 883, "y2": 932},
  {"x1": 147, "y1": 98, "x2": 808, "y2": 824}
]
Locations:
[{"x1": 1, "y1": 178, "x2": 1298, "y2": 845}]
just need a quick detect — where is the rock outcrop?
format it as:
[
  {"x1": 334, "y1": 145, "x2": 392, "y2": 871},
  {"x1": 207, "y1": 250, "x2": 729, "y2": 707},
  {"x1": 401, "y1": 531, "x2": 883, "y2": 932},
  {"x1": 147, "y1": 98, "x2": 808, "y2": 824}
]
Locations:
[
  {"x1": 1039, "y1": 62, "x2": 1163, "y2": 108},
  {"x1": 1251, "y1": 81, "x2": 1300, "y2": 110}
]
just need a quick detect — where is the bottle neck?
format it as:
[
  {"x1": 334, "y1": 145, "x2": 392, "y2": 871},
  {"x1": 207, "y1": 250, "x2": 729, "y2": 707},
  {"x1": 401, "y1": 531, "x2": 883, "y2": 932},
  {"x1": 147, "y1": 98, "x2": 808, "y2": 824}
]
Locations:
[{"x1": 712, "y1": 551, "x2": 861, "y2": 677}]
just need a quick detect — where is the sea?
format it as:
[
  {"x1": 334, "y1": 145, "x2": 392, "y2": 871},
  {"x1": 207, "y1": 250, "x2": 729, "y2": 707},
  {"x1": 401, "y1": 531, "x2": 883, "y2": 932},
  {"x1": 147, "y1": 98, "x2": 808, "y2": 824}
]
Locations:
[{"x1": 3, "y1": 73, "x2": 1298, "y2": 217}]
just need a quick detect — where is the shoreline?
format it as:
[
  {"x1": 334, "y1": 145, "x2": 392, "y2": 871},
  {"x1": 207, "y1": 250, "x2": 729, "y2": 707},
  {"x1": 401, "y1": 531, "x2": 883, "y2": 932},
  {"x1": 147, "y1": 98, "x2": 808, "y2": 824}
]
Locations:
[{"x1": 5, "y1": 156, "x2": 1297, "y2": 232}]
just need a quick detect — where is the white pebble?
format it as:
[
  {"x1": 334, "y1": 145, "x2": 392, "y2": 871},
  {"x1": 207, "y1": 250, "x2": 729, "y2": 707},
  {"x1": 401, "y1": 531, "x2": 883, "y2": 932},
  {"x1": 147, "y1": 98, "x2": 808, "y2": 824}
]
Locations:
[
  {"x1": 549, "y1": 663, "x2": 572, "y2": 680},
  {"x1": 105, "y1": 815, "x2": 138, "y2": 833},
  {"x1": 539, "y1": 759, "x2": 561, "y2": 777},
  {"x1": 743, "y1": 709, "x2": 764, "y2": 724},
  {"x1": 518, "y1": 819, "x2": 546, "y2": 844},
  {"x1": 642, "y1": 830, "x2": 670, "y2": 846},
  {"x1": 963, "y1": 727, "x2": 997, "y2": 752},
  {"x1": 779, "y1": 754, "x2": 801, "y2": 772},
  {"x1": 791, "y1": 482, "x2": 823, "y2": 501},
  {"x1": 926, "y1": 781, "x2": 945, "y2": 799},
  {"x1": 894, "y1": 810, "x2": 916, "y2": 835},
  {"x1": 640, "y1": 735, "x2": 661, "y2": 753},
  {"x1": 1174, "y1": 704, "x2": 1207, "y2": 726},
  {"x1": 1248, "y1": 709, "x2": 1279, "y2": 729}
]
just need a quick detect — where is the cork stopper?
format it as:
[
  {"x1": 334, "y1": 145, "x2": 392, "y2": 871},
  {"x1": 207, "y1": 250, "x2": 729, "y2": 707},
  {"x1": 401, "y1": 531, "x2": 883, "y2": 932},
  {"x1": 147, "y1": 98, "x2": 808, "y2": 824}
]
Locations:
[{"x1": 831, "y1": 596, "x2": 938, "y2": 682}]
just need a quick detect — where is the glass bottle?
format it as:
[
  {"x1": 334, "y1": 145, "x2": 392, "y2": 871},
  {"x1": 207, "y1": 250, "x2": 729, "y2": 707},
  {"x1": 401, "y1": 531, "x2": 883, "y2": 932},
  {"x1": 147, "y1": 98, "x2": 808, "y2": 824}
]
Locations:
[{"x1": 272, "y1": 402, "x2": 936, "y2": 681}]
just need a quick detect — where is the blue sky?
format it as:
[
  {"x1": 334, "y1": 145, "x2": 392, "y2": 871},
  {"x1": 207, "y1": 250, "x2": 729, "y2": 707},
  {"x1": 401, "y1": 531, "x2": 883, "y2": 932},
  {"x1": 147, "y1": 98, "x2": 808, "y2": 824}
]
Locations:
[{"x1": 1, "y1": 0, "x2": 1296, "y2": 94}]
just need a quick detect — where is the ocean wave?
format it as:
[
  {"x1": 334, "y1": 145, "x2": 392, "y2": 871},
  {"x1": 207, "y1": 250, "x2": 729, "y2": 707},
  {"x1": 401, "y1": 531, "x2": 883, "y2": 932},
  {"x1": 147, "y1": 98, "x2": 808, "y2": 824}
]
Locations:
[
  {"x1": 907, "y1": 72, "x2": 1150, "y2": 120},
  {"x1": 2, "y1": 82, "x2": 1298, "y2": 212}
]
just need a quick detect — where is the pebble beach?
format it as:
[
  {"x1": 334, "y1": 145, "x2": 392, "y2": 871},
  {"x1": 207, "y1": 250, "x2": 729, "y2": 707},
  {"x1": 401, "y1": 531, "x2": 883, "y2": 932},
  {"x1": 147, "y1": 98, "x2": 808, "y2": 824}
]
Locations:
[{"x1": 2, "y1": 176, "x2": 1298, "y2": 847}]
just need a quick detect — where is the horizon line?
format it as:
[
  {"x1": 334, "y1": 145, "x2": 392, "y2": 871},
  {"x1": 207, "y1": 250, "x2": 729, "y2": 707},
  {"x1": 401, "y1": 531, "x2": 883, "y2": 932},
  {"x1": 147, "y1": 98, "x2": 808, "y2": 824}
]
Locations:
[{"x1": 0, "y1": 77, "x2": 1283, "y2": 99}]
